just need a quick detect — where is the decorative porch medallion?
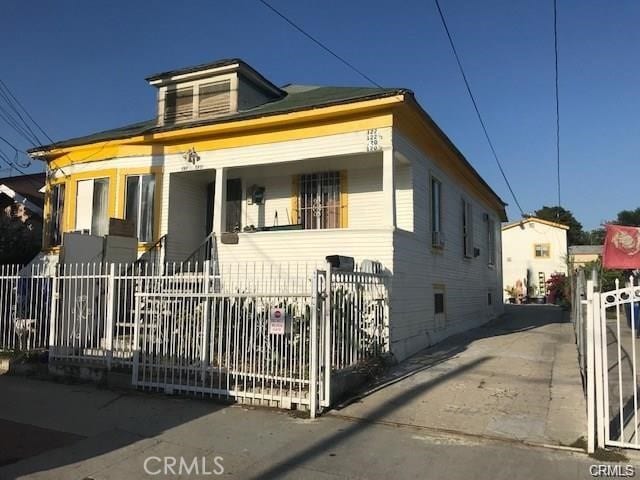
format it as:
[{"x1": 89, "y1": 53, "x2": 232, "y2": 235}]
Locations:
[{"x1": 182, "y1": 147, "x2": 202, "y2": 170}]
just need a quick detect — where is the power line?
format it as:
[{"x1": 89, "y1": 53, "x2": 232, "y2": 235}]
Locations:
[
  {"x1": 0, "y1": 79, "x2": 52, "y2": 145},
  {"x1": 0, "y1": 85, "x2": 42, "y2": 145},
  {"x1": 553, "y1": 0, "x2": 561, "y2": 217},
  {"x1": 0, "y1": 134, "x2": 24, "y2": 153},
  {"x1": 0, "y1": 101, "x2": 40, "y2": 146},
  {"x1": 0, "y1": 77, "x2": 71, "y2": 178},
  {"x1": 258, "y1": 0, "x2": 384, "y2": 89},
  {"x1": 433, "y1": 0, "x2": 525, "y2": 217}
]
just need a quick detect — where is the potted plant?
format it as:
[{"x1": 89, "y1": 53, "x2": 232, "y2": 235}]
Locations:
[
  {"x1": 504, "y1": 285, "x2": 517, "y2": 304},
  {"x1": 527, "y1": 285, "x2": 546, "y2": 304}
]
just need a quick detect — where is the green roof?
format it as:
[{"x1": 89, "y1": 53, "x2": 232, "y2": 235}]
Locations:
[
  {"x1": 29, "y1": 85, "x2": 406, "y2": 152},
  {"x1": 28, "y1": 81, "x2": 507, "y2": 216}
]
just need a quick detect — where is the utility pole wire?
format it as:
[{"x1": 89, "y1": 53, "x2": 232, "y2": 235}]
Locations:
[
  {"x1": 0, "y1": 79, "x2": 53, "y2": 145},
  {"x1": 258, "y1": 0, "x2": 384, "y2": 89},
  {"x1": 0, "y1": 77, "x2": 71, "y2": 179},
  {"x1": 433, "y1": 0, "x2": 525, "y2": 217},
  {"x1": 553, "y1": 0, "x2": 561, "y2": 218},
  {"x1": 0, "y1": 86, "x2": 42, "y2": 145}
]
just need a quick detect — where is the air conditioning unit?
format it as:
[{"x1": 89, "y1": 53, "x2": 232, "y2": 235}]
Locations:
[{"x1": 432, "y1": 231, "x2": 445, "y2": 248}]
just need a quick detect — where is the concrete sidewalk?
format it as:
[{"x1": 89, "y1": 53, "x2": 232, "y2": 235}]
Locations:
[
  {"x1": 333, "y1": 305, "x2": 587, "y2": 447},
  {"x1": 0, "y1": 376, "x2": 620, "y2": 480}
]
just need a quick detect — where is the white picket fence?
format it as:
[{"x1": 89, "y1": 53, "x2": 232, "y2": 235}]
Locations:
[{"x1": 0, "y1": 261, "x2": 389, "y2": 414}]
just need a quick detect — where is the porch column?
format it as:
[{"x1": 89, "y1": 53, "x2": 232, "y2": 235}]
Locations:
[
  {"x1": 213, "y1": 167, "x2": 227, "y2": 234},
  {"x1": 382, "y1": 149, "x2": 396, "y2": 228}
]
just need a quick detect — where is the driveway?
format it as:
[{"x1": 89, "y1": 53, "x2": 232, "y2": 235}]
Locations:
[{"x1": 332, "y1": 305, "x2": 586, "y2": 447}]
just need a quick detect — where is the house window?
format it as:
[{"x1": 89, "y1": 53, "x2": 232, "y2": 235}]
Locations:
[
  {"x1": 462, "y1": 198, "x2": 473, "y2": 258},
  {"x1": 165, "y1": 81, "x2": 232, "y2": 124},
  {"x1": 226, "y1": 178, "x2": 242, "y2": 232},
  {"x1": 434, "y1": 292, "x2": 445, "y2": 314},
  {"x1": 47, "y1": 183, "x2": 65, "y2": 246},
  {"x1": 534, "y1": 243, "x2": 550, "y2": 258},
  {"x1": 430, "y1": 176, "x2": 443, "y2": 247},
  {"x1": 299, "y1": 172, "x2": 341, "y2": 229},
  {"x1": 75, "y1": 178, "x2": 109, "y2": 236},
  {"x1": 198, "y1": 81, "x2": 231, "y2": 118},
  {"x1": 433, "y1": 285, "x2": 446, "y2": 329},
  {"x1": 165, "y1": 86, "x2": 194, "y2": 123},
  {"x1": 125, "y1": 175, "x2": 155, "y2": 242},
  {"x1": 488, "y1": 291, "x2": 493, "y2": 305},
  {"x1": 487, "y1": 217, "x2": 496, "y2": 265}
]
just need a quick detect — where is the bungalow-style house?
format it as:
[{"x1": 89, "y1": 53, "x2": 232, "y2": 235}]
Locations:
[
  {"x1": 29, "y1": 58, "x2": 507, "y2": 361},
  {"x1": 502, "y1": 217, "x2": 568, "y2": 302}
]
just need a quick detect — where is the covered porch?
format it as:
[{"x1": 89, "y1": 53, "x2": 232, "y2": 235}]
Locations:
[{"x1": 163, "y1": 149, "x2": 412, "y2": 269}]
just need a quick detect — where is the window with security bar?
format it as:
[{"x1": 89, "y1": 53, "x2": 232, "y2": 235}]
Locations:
[{"x1": 299, "y1": 172, "x2": 341, "y2": 229}]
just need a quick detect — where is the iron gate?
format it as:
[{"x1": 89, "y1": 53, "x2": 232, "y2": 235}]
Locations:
[
  {"x1": 131, "y1": 268, "x2": 331, "y2": 417},
  {"x1": 595, "y1": 279, "x2": 640, "y2": 449}
]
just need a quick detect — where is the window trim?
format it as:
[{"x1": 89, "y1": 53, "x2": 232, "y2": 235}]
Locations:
[
  {"x1": 462, "y1": 198, "x2": 473, "y2": 258},
  {"x1": 125, "y1": 173, "x2": 156, "y2": 243},
  {"x1": 162, "y1": 73, "x2": 235, "y2": 124},
  {"x1": 534, "y1": 243, "x2": 551, "y2": 259},
  {"x1": 75, "y1": 176, "x2": 110, "y2": 237},
  {"x1": 46, "y1": 182, "x2": 65, "y2": 247},
  {"x1": 487, "y1": 215, "x2": 496, "y2": 266},
  {"x1": 433, "y1": 284, "x2": 447, "y2": 330},
  {"x1": 430, "y1": 175, "x2": 443, "y2": 248},
  {"x1": 293, "y1": 171, "x2": 347, "y2": 230}
]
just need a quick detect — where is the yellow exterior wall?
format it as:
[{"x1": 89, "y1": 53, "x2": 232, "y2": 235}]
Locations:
[
  {"x1": 44, "y1": 99, "x2": 398, "y2": 168},
  {"x1": 40, "y1": 93, "x2": 505, "y2": 252}
]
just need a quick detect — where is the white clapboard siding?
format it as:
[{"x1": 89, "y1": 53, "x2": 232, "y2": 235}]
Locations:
[
  {"x1": 217, "y1": 228, "x2": 393, "y2": 267},
  {"x1": 395, "y1": 160, "x2": 414, "y2": 232},
  {"x1": 389, "y1": 134, "x2": 504, "y2": 361}
]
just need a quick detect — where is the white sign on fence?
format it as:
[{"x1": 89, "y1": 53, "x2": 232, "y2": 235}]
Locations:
[{"x1": 269, "y1": 307, "x2": 286, "y2": 335}]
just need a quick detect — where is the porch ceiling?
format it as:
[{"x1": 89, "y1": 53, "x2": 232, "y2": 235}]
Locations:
[
  {"x1": 170, "y1": 169, "x2": 216, "y2": 185},
  {"x1": 227, "y1": 151, "x2": 382, "y2": 177}
]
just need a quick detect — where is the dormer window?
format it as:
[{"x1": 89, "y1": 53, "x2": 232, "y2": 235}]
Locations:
[
  {"x1": 164, "y1": 80, "x2": 231, "y2": 124},
  {"x1": 199, "y1": 81, "x2": 231, "y2": 118},
  {"x1": 149, "y1": 59, "x2": 285, "y2": 126},
  {"x1": 165, "y1": 86, "x2": 193, "y2": 123}
]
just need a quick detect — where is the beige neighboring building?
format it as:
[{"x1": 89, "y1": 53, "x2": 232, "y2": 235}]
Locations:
[
  {"x1": 502, "y1": 217, "x2": 568, "y2": 301},
  {"x1": 568, "y1": 245, "x2": 602, "y2": 270}
]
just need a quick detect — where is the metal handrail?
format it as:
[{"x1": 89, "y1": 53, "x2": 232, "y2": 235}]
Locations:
[
  {"x1": 182, "y1": 231, "x2": 216, "y2": 271},
  {"x1": 134, "y1": 234, "x2": 167, "y2": 271}
]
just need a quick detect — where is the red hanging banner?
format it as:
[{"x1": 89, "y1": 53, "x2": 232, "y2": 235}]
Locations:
[{"x1": 602, "y1": 224, "x2": 640, "y2": 269}]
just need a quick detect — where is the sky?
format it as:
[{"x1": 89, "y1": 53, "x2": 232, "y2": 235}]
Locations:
[{"x1": 1, "y1": 0, "x2": 639, "y2": 230}]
